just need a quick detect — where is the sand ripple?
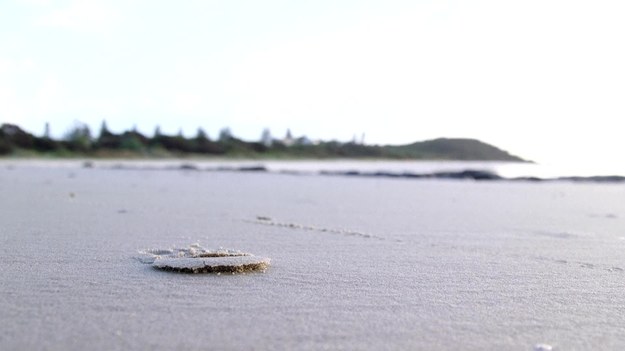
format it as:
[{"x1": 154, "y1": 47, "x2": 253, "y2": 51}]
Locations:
[{"x1": 247, "y1": 216, "x2": 387, "y2": 241}]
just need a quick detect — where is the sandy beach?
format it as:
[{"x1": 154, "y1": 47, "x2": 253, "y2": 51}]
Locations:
[{"x1": 2, "y1": 160, "x2": 625, "y2": 350}]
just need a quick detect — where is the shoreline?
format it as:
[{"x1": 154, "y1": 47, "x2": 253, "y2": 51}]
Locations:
[{"x1": 2, "y1": 158, "x2": 624, "y2": 183}]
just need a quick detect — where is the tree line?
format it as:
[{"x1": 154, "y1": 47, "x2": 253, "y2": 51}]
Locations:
[
  {"x1": 0, "y1": 121, "x2": 524, "y2": 161},
  {"x1": 0, "y1": 121, "x2": 380, "y2": 158}
]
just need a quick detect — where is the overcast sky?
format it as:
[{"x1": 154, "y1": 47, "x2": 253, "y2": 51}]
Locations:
[{"x1": 1, "y1": 0, "x2": 624, "y2": 166}]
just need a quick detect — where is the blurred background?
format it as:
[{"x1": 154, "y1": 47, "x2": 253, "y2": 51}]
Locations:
[{"x1": 1, "y1": 0, "x2": 624, "y2": 170}]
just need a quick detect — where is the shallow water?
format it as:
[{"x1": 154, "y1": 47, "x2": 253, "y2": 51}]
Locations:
[
  {"x1": 2, "y1": 162, "x2": 625, "y2": 350},
  {"x1": 6, "y1": 158, "x2": 625, "y2": 179}
]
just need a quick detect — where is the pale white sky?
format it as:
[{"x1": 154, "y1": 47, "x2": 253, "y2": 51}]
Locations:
[{"x1": 1, "y1": 0, "x2": 624, "y2": 166}]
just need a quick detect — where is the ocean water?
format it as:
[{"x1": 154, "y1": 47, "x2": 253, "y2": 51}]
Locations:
[{"x1": 2, "y1": 161, "x2": 625, "y2": 350}]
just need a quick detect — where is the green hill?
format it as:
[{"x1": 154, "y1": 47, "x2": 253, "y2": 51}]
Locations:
[{"x1": 382, "y1": 138, "x2": 526, "y2": 161}]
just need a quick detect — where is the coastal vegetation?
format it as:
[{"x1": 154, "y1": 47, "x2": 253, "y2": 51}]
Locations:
[{"x1": 0, "y1": 122, "x2": 525, "y2": 161}]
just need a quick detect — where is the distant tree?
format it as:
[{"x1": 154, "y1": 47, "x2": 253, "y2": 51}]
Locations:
[
  {"x1": 0, "y1": 125, "x2": 14, "y2": 154},
  {"x1": 218, "y1": 127, "x2": 232, "y2": 142},
  {"x1": 64, "y1": 121, "x2": 92, "y2": 152},
  {"x1": 148, "y1": 127, "x2": 195, "y2": 153},
  {"x1": 120, "y1": 133, "x2": 144, "y2": 151},
  {"x1": 43, "y1": 122, "x2": 51, "y2": 139},
  {"x1": 34, "y1": 135, "x2": 61, "y2": 152},
  {"x1": 0, "y1": 139, "x2": 11, "y2": 155},
  {"x1": 261, "y1": 128, "x2": 272, "y2": 147},
  {"x1": 295, "y1": 136, "x2": 313, "y2": 146},
  {"x1": 194, "y1": 127, "x2": 222, "y2": 154},
  {"x1": 196, "y1": 128, "x2": 209, "y2": 141},
  {"x1": 99, "y1": 120, "x2": 113, "y2": 139},
  {"x1": 1, "y1": 124, "x2": 35, "y2": 150},
  {"x1": 0, "y1": 123, "x2": 60, "y2": 153},
  {"x1": 95, "y1": 120, "x2": 124, "y2": 150},
  {"x1": 283, "y1": 128, "x2": 294, "y2": 146}
]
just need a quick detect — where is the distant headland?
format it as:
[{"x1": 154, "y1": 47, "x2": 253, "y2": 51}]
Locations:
[{"x1": 0, "y1": 122, "x2": 526, "y2": 161}]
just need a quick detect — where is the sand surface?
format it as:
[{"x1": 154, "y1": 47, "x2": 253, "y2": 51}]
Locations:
[{"x1": 2, "y1": 161, "x2": 625, "y2": 350}]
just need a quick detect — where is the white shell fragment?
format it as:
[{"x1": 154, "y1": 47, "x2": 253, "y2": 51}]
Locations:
[{"x1": 137, "y1": 244, "x2": 270, "y2": 274}]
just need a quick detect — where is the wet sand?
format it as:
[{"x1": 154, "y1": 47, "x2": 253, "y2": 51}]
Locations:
[{"x1": 1, "y1": 161, "x2": 625, "y2": 350}]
